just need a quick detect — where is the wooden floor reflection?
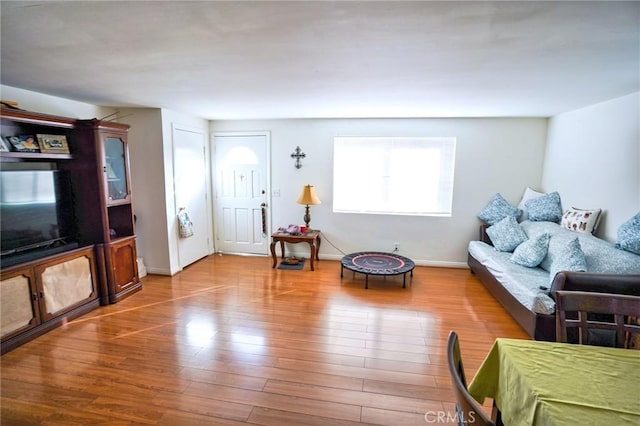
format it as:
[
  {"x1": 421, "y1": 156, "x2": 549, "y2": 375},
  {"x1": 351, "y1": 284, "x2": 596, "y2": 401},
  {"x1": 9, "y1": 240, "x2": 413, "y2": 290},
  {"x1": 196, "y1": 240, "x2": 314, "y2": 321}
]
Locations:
[{"x1": 1, "y1": 254, "x2": 527, "y2": 425}]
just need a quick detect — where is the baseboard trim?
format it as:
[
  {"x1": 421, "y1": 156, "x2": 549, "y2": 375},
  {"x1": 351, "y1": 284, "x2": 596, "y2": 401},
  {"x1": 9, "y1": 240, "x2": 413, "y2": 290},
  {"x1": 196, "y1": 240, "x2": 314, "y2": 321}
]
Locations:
[
  {"x1": 286, "y1": 251, "x2": 469, "y2": 269},
  {"x1": 413, "y1": 260, "x2": 469, "y2": 269},
  {"x1": 144, "y1": 266, "x2": 176, "y2": 276},
  {"x1": 149, "y1": 252, "x2": 469, "y2": 274}
]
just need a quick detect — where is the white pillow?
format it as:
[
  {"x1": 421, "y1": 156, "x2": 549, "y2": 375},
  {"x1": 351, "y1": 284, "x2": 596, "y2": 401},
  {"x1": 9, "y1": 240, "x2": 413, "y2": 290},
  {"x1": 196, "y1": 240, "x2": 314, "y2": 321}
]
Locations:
[
  {"x1": 517, "y1": 187, "x2": 545, "y2": 222},
  {"x1": 560, "y1": 207, "x2": 602, "y2": 234}
]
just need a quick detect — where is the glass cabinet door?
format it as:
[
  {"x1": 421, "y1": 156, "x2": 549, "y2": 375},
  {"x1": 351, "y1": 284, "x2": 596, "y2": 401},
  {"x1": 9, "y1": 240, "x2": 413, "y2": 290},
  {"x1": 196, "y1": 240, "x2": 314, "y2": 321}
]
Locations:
[{"x1": 104, "y1": 137, "x2": 129, "y2": 203}]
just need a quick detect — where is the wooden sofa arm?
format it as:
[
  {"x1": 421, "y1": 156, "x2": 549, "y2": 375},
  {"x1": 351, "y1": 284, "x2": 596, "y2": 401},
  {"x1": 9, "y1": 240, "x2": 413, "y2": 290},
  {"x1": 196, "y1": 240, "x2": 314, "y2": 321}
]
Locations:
[
  {"x1": 479, "y1": 223, "x2": 492, "y2": 245},
  {"x1": 550, "y1": 272, "x2": 640, "y2": 297}
]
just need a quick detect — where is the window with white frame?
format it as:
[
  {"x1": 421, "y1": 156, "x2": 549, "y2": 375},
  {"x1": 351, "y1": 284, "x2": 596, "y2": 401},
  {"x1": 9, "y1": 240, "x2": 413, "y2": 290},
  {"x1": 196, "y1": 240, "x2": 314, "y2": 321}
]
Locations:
[{"x1": 333, "y1": 137, "x2": 456, "y2": 216}]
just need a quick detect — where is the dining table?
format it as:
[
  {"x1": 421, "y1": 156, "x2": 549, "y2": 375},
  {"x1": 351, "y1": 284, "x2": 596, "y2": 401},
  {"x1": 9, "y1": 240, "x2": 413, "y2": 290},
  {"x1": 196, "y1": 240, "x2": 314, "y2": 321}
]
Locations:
[{"x1": 468, "y1": 338, "x2": 640, "y2": 426}]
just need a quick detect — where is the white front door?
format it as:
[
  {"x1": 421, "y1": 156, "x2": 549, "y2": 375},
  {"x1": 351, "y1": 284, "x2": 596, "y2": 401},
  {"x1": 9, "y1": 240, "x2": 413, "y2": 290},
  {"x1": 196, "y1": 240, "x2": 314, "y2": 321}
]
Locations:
[
  {"x1": 173, "y1": 125, "x2": 211, "y2": 268},
  {"x1": 213, "y1": 132, "x2": 270, "y2": 255}
]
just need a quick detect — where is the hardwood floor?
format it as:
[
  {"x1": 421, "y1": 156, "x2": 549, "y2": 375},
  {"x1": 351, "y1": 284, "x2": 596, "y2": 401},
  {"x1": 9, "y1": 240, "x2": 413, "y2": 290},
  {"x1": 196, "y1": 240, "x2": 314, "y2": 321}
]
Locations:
[{"x1": 1, "y1": 254, "x2": 528, "y2": 425}]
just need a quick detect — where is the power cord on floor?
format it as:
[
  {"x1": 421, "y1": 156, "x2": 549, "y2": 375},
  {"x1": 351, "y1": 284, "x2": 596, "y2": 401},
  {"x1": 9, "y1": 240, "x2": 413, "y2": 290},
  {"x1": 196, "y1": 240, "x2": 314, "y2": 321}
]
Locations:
[
  {"x1": 318, "y1": 231, "x2": 347, "y2": 256},
  {"x1": 319, "y1": 231, "x2": 397, "y2": 255}
]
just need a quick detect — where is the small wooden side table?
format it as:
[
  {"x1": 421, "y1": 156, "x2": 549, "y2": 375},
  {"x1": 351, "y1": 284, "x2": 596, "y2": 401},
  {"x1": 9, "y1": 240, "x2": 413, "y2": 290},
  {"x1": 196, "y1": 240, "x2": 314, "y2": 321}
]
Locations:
[{"x1": 271, "y1": 230, "x2": 321, "y2": 271}]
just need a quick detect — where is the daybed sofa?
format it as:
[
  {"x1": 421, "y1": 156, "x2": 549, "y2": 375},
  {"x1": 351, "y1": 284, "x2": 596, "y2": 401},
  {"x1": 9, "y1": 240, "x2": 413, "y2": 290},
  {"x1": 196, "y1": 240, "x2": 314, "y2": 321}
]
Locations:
[
  {"x1": 468, "y1": 221, "x2": 640, "y2": 341},
  {"x1": 468, "y1": 217, "x2": 640, "y2": 341}
]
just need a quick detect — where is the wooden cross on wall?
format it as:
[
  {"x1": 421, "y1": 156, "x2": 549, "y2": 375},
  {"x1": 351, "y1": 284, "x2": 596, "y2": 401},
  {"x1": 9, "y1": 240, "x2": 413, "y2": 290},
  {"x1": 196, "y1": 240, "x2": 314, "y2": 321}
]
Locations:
[{"x1": 291, "y1": 146, "x2": 306, "y2": 169}]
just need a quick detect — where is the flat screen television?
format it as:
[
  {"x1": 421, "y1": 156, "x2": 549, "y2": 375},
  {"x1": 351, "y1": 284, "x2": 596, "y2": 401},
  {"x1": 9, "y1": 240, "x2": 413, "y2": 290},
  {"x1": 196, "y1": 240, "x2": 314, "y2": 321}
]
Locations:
[{"x1": 0, "y1": 170, "x2": 77, "y2": 267}]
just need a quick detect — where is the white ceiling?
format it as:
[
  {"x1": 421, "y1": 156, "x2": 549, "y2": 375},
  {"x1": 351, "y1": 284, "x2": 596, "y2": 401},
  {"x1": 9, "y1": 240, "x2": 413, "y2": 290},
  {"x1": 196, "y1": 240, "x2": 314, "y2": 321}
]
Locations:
[{"x1": 1, "y1": 1, "x2": 638, "y2": 120}]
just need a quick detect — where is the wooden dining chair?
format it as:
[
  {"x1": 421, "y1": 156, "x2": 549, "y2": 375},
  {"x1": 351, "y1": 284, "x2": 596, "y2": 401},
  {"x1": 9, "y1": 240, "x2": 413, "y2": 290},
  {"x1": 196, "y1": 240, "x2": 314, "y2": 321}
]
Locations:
[
  {"x1": 553, "y1": 290, "x2": 640, "y2": 348},
  {"x1": 447, "y1": 331, "x2": 495, "y2": 426}
]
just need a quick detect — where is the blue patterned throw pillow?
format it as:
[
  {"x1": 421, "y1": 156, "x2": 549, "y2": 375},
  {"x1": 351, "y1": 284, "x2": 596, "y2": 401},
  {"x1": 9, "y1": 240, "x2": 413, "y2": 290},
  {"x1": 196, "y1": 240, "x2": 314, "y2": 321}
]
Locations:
[
  {"x1": 486, "y1": 216, "x2": 528, "y2": 252},
  {"x1": 526, "y1": 191, "x2": 562, "y2": 223},
  {"x1": 511, "y1": 233, "x2": 551, "y2": 267},
  {"x1": 549, "y1": 237, "x2": 587, "y2": 284},
  {"x1": 477, "y1": 193, "x2": 522, "y2": 225},
  {"x1": 616, "y1": 212, "x2": 640, "y2": 255}
]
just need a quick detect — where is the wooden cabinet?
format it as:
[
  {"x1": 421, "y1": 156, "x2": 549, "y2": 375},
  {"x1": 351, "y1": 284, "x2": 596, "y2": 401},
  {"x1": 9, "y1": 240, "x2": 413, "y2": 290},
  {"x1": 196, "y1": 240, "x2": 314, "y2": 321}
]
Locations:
[
  {"x1": 109, "y1": 237, "x2": 138, "y2": 292},
  {"x1": 75, "y1": 119, "x2": 141, "y2": 303},
  {"x1": 1, "y1": 107, "x2": 142, "y2": 352},
  {"x1": 0, "y1": 267, "x2": 39, "y2": 342},
  {"x1": 1, "y1": 246, "x2": 99, "y2": 354},
  {"x1": 98, "y1": 236, "x2": 139, "y2": 303}
]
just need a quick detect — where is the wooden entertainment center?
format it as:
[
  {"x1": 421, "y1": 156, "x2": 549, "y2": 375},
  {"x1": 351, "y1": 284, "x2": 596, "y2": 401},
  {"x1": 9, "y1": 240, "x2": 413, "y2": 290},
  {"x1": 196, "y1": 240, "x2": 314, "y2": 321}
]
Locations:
[{"x1": 0, "y1": 107, "x2": 141, "y2": 354}]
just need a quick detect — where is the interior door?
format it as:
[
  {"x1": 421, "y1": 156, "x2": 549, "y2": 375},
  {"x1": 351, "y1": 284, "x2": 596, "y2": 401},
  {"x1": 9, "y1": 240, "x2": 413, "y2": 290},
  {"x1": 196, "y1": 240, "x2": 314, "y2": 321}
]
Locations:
[
  {"x1": 173, "y1": 125, "x2": 211, "y2": 268},
  {"x1": 214, "y1": 132, "x2": 270, "y2": 255}
]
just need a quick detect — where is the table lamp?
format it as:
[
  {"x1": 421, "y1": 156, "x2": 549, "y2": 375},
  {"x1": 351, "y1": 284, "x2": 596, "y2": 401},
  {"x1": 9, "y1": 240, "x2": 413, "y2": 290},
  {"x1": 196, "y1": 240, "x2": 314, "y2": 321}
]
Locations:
[{"x1": 296, "y1": 184, "x2": 321, "y2": 231}]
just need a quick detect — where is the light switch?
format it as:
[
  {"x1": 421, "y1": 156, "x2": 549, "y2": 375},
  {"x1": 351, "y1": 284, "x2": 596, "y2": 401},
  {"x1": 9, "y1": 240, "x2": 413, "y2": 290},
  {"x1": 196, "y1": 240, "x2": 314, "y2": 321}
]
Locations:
[{"x1": 272, "y1": 188, "x2": 281, "y2": 197}]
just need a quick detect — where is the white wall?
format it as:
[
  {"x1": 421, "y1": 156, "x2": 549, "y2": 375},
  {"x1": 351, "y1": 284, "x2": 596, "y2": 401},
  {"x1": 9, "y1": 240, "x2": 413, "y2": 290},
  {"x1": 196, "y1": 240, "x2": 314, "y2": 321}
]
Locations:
[
  {"x1": 0, "y1": 85, "x2": 556, "y2": 267},
  {"x1": 542, "y1": 92, "x2": 640, "y2": 241},
  {"x1": 212, "y1": 118, "x2": 548, "y2": 266},
  {"x1": 120, "y1": 107, "x2": 211, "y2": 275},
  {"x1": 117, "y1": 108, "x2": 169, "y2": 274},
  {"x1": 160, "y1": 109, "x2": 212, "y2": 274}
]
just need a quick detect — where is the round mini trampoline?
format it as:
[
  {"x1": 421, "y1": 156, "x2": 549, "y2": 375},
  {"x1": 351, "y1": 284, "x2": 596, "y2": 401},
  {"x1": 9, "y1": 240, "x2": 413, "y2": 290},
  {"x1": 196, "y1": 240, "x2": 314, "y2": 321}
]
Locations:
[{"x1": 340, "y1": 251, "x2": 415, "y2": 289}]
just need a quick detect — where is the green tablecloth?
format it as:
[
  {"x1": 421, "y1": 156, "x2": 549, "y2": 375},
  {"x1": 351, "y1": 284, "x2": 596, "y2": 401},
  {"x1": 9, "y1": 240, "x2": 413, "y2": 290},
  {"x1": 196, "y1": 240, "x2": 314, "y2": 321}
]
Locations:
[{"x1": 468, "y1": 338, "x2": 640, "y2": 426}]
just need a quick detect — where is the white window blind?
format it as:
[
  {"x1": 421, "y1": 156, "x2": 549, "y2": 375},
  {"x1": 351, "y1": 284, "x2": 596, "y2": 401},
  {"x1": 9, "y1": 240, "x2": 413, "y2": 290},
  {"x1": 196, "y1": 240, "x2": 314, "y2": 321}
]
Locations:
[{"x1": 333, "y1": 137, "x2": 456, "y2": 216}]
